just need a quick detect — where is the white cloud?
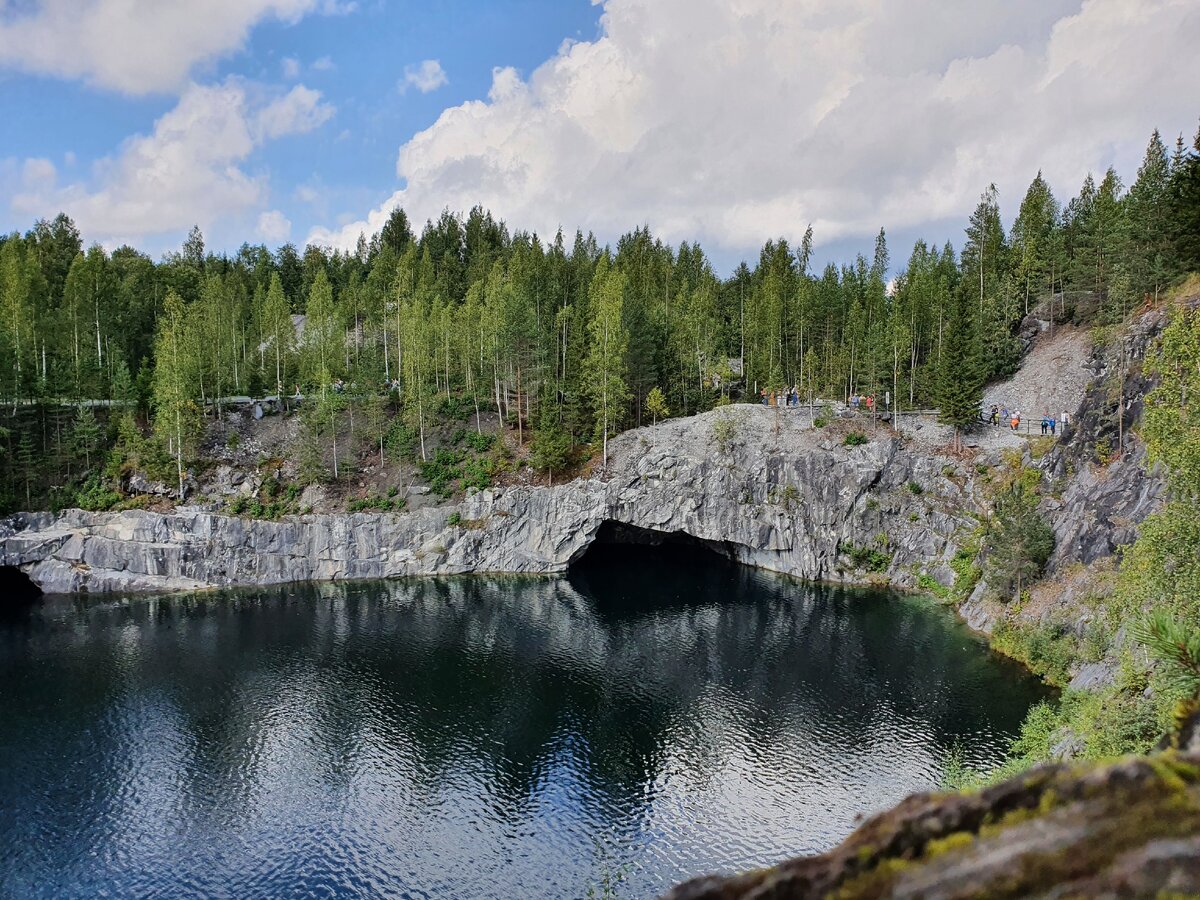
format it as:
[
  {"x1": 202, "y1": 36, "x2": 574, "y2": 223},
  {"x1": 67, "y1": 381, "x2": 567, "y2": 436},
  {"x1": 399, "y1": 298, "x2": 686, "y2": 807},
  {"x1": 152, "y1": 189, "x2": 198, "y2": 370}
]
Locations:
[
  {"x1": 257, "y1": 209, "x2": 292, "y2": 242},
  {"x1": 0, "y1": 0, "x2": 355, "y2": 94},
  {"x1": 312, "y1": 55, "x2": 335, "y2": 72},
  {"x1": 309, "y1": 0, "x2": 1200, "y2": 260},
  {"x1": 254, "y1": 84, "x2": 334, "y2": 140},
  {"x1": 11, "y1": 79, "x2": 334, "y2": 247},
  {"x1": 399, "y1": 59, "x2": 448, "y2": 94},
  {"x1": 282, "y1": 56, "x2": 301, "y2": 79}
]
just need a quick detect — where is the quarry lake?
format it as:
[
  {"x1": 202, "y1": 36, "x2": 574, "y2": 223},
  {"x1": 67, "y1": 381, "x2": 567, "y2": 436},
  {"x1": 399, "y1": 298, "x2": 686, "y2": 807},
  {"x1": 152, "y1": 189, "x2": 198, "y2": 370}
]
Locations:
[{"x1": 0, "y1": 546, "x2": 1047, "y2": 899}]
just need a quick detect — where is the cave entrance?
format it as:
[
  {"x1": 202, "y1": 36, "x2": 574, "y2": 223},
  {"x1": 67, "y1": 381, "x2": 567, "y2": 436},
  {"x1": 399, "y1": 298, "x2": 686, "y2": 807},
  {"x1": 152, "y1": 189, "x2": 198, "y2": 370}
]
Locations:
[
  {"x1": 570, "y1": 520, "x2": 737, "y2": 569},
  {"x1": 0, "y1": 566, "x2": 42, "y2": 604}
]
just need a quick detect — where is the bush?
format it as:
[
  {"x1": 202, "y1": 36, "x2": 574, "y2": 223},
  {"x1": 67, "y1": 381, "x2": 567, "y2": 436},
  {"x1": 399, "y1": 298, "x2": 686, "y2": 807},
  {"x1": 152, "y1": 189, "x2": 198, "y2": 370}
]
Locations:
[
  {"x1": 461, "y1": 456, "x2": 496, "y2": 492},
  {"x1": 812, "y1": 417, "x2": 828, "y2": 429},
  {"x1": 73, "y1": 475, "x2": 122, "y2": 512},
  {"x1": 841, "y1": 542, "x2": 890, "y2": 572},
  {"x1": 447, "y1": 512, "x2": 461, "y2": 526},
  {"x1": 844, "y1": 431, "x2": 868, "y2": 447},
  {"x1": 348, "y1": 494, "x2": 404, "y2": 513},
  {"x1": 907, "y1": 480, "x2": 923, "y2": 495},
  {"x1": 464, "y1": 431, "x2": 495, "y2": 453},
  {"x1": 435, "y1": 395, "x2": 472, "y2": 420},
  {"x1": 420, "y1": 448, "x2": 465, "y2": 498}
]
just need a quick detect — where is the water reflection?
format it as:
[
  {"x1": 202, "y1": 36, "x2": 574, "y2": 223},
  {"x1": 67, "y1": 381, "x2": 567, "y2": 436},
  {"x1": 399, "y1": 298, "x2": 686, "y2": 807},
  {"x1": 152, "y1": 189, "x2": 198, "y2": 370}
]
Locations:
[{"x1": 0, "y1": 549, "x2": 1046, "y2": 898}]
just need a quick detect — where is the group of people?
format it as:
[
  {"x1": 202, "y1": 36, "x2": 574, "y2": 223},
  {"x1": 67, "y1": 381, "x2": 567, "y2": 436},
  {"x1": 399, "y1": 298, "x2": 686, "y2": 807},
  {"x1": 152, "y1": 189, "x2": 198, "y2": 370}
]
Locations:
[
  {"x1": 847, "y1": 393, "x2": 878, "y2": 412},
  {"x1": 986, "y1": 404, "x2": 1070, "y2": 436},
  {"x1": 760, "y1": 387, "x2": 804, "y2": 407}
]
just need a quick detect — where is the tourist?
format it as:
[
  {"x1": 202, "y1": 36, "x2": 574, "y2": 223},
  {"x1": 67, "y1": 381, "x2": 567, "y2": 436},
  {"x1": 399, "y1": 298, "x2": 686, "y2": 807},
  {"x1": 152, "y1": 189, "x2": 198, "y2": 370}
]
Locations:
[
  {"x1": 1040, "y1": 415, "x2": 1048, "y2": 436},
  {"x1": 989, "y1": 404, "x2": 999, "y2": 426},
  {"x1": 1049, "y1": 415, "x2": 1057, "y2": 436},
  {"x1": 1010, "y1": 411, "x2": 1020, "y2": 432}
]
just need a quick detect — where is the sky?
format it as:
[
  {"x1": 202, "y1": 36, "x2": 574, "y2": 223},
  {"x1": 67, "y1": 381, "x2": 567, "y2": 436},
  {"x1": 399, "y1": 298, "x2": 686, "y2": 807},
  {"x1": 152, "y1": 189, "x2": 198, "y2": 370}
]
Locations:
[{"x1": 1, "y1": 0, "x2": 1198, "y2": 275}]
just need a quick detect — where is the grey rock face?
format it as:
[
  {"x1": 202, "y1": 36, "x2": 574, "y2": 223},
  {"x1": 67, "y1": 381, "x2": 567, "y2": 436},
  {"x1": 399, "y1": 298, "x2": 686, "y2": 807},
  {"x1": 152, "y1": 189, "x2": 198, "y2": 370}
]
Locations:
[{"x1": 1, "y1": 407, "x2": 980, "y2": 596}]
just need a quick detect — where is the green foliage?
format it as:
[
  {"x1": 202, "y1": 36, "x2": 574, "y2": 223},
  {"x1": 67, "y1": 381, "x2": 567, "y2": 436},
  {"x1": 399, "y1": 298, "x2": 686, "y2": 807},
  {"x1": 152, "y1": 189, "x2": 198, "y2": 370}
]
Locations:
[
  {"x1": 645, "y1": 385, "x2": 670, "y2": 423},
  {"x1": 916, "y1": 573, "x2": 951, "y2": 600},
  {"x1": 1132, "y1": 611, "x2": 1200, "y2": 698},
  {"x1": 712, "y1": 413, "x2": 738, "y2": 454},
  {"x1": 906, "y1": 480, "x2": 923, "y2": 495},
  {"x1": 2, "y1": 124, "x2": 1199, "y2": 510},
  {"x1": 70, "y1": 474, "x2": 122, "y2": 512},
  {"x1": 463, "y1": 431, "x2": 495, "y2": 453},
  {"x1": 419, "y1": 448, "x2": 465, "y2": 498},
  {"x1": 530, "y1": 416, "x2": 571, "y2": 478},
  {"x1": 990, "y1": 620, "x2": 1077, "y2": 686},
  {"x1": 447, "y1": 512, "x2": 462, "y2": 526},
  {"x1": 984, "y1": 485, "x2": 1055, "y2": 600},
  {"x1": 844, "y1": 431, "x2": 868, "y2": 447},
  {"x1": 348, "y1": 494, "x2": 405, "y2": 513},
  {"x1": 436, "y1": 395, "x2": 473, "y2": 420},
  {"x1": 461, "y1": 456, "x2": 496, "y2": 492},
  {"x1": 841, "y1": 542, "x2": 890, "y2": 572}
]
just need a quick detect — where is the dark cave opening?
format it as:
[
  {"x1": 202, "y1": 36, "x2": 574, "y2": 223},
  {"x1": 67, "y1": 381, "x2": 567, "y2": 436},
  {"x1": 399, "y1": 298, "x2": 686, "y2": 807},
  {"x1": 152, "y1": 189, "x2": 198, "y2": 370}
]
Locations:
[
  {"x1": 0, "y1": 566, "x2": 42, "y2": 604},
  {"x1": 569, "y1": 520, "x2": 737, "y2": 569}
]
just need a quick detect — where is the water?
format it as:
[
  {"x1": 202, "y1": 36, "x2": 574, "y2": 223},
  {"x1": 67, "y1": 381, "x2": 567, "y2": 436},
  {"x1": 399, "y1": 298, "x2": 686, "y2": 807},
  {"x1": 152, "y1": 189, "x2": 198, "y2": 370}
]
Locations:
[{"x1": 0, "y1": 546, "x2": 1047, "y2": 898}]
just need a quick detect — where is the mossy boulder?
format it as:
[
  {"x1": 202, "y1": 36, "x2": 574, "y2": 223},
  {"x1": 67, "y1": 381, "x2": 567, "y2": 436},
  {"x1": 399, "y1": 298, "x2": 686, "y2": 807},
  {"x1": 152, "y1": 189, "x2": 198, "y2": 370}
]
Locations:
[{"x1": 664, "y1": 752, "x2": 1200, "y2": 899}]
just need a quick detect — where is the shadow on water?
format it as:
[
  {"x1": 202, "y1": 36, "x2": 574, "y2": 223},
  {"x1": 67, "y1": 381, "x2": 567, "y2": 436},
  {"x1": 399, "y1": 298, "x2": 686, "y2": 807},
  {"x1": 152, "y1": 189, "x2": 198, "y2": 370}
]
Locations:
[{"x1": 0, "y1": 545, "x2": 1050, "y2": 899}]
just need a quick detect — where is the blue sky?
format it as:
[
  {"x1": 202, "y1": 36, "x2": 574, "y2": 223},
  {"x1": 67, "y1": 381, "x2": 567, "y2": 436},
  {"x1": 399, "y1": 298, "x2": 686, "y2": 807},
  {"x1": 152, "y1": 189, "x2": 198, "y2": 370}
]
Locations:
[{"x1": 1, "y1": 0, "x2": 1198, "y2": 275}]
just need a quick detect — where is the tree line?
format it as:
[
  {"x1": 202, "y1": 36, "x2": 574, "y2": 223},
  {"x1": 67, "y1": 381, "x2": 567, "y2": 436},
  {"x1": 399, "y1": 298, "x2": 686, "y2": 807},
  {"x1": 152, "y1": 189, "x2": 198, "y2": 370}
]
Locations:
[{"x1": 0, "y1": 123, "x2": 1198, "y2": 507}]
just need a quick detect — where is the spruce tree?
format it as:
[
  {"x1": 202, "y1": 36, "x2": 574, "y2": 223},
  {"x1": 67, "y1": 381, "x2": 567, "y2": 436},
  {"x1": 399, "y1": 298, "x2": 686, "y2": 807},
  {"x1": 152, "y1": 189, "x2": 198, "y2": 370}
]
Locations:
[
  {"x1": 936, "y1": 285, "x2": 984, "y2": 452},
  {"x1": 985, "y1": 485, "x2": 1055, "y2": 601}
]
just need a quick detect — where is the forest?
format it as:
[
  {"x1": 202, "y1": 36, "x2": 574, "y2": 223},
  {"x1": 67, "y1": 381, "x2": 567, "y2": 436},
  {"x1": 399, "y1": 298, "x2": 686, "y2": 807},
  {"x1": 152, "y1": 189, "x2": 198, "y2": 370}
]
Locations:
[{"x1": 0, "y1": 124, "x2": 1198, "y2": 511}]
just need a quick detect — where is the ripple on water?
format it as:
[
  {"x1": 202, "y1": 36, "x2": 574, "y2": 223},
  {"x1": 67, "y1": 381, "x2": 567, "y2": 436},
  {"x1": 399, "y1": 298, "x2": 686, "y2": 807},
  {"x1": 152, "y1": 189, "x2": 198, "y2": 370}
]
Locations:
[{"x1": 0, "y1": 556, "x2": 1048, "y2": 899}]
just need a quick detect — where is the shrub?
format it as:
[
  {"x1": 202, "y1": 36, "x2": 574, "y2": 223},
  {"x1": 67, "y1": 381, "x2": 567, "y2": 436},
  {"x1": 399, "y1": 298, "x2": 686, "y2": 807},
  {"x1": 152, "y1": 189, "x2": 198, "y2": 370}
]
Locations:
[
  {"x1": 464, "y1": 431, "x2": 495, "y2": 453},
  {"x1": 420, "y1": 448, "x2": 465, "y2": 498},
  {"x1": 840, "y1": 542, "x2": 890, "y2": 572},
  {"x1": 916, "y1": 573, "x2": 951, "y2": 600},
  {"x1": 844, "y1": 431, "x2": 868, "y2": 447},
  {"x1": 73, "y1": 475, "x2": 122, "y2": 512},
  {"x1": 447, "y1": 512, "x2": 462, "y2": 526},
  {"x1": 812, "y1": 417, "x2": 828, "y2": 429},
  {"x1": 462, "y1": 456, "x2": 496, "y2": 492},
  {"x1": 907, "y1": 480, "x2": 923, "y2": 495}
]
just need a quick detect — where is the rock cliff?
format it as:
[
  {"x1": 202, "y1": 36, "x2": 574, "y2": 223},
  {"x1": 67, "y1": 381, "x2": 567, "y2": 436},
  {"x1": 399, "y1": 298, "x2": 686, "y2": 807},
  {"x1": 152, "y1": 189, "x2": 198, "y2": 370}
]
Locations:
[
  {"x1": 2, "y1": 407, "x2": 986, "y2": 595},
  {"x1": 664, "y1": 750, "x2": 1200, "y2": 899}
]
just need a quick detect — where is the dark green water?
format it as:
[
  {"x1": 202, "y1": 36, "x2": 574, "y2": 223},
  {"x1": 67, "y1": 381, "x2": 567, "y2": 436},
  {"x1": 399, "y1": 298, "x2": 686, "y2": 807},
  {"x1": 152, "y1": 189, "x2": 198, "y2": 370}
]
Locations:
[{"x1": 0, "y1": 547, "x2": 1047, "y2": 898}]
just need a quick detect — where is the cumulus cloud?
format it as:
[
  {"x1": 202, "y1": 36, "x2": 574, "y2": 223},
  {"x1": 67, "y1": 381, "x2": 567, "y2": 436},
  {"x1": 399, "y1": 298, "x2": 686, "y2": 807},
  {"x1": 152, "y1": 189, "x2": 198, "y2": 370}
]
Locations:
[
  {"x1": 281, "y1": 57, "x2": 301, "y2": 79},
  {"x1": 10, "y1": 80, "x2": 334, "y2": 247},
  {"x1": 257, "y1": 209, "x2": 292, "y2": 242},
  {"x1": 399, "y1": 59, "x2": 448, "y2": 94},
  {"x1": 309, "y1": 0, "x2": 1200, "y2": 260},
  {"x1": 0, "y1": 0, "x2": 355, "y2": 94}
]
